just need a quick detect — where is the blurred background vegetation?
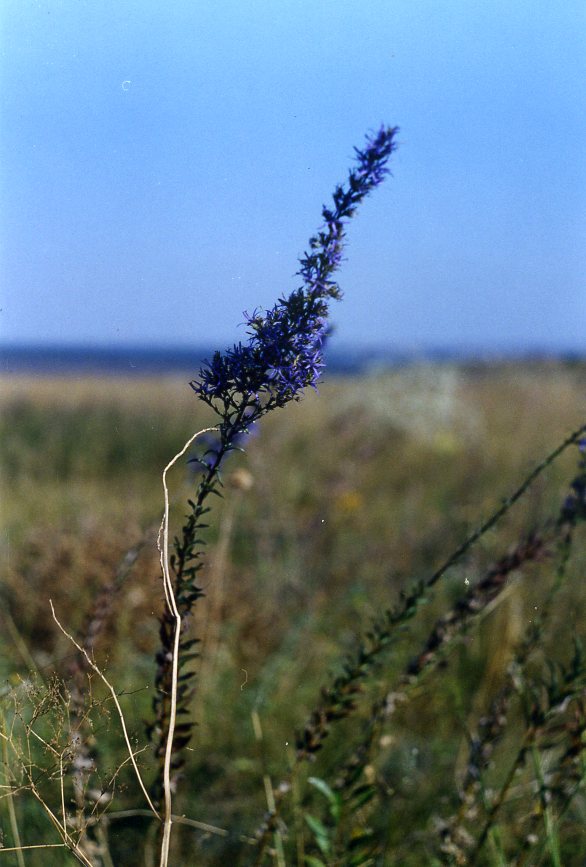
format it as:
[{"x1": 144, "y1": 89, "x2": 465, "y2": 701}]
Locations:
[{"x1": 1, "y1": 361, "x2": 585, "y2": 865}]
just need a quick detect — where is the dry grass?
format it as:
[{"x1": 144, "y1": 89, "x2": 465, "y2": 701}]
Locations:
[{"x1": 1, "y1": 360, "x2": 585, "y2": 864}]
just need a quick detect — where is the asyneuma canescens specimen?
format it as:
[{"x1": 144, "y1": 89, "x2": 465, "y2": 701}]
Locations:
[{"x1": 148, "y1": 126, "x2": 399, "y2": 797}]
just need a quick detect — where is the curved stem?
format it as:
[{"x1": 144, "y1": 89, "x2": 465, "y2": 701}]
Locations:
[{"x1": 157, "y1": 426, "x2": 217, "y2": 867}]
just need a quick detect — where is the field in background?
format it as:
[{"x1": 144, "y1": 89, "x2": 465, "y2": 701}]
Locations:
[{"x1": 1, "y1": 361, "x2": 585, "y2": 864}]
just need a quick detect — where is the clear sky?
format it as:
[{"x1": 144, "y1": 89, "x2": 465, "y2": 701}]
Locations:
[{"x1": 1, "y1": 0, "x2": 585, "y2": 352}]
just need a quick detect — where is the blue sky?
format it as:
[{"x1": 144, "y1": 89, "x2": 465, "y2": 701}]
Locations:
[{"x1": 1, "y1": 0, "x2": 585, "y2": 351}]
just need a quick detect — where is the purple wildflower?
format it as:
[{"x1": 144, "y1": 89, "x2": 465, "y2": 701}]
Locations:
[
  {"x1": 191, "y1": 126, "x2": 399, "y2": 418},
  {"x1": 150, "y1": 127, "x2": 398, "y2": 792}
]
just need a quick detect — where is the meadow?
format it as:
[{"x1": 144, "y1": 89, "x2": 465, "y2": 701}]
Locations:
[{"x1": 1, "y1": 359, "x2": 585, "y2": 865}]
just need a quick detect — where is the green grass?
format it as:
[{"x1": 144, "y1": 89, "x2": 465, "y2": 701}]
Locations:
[{"x1": 1, "y1": 361, "x2": 585, "y2": 865}]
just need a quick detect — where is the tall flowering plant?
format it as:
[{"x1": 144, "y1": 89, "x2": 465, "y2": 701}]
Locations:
[{"x1": 148, "y1": 127, "x2": 399, "y2": 798}]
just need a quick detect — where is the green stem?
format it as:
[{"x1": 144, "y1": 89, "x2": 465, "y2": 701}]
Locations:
[
  {"x1": 530, "y1": 743, "x2": 561, "y2": 867},
  {"x1": 425, "y1": 421, "x2": 586, "y2": 592},
  {"x1": 468, "y1": 741, "x2": 530, "y2": 865}
]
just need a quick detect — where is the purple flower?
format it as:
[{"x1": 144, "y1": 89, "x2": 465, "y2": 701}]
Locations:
[{"x1": 191, "y1": 126, "x2": 398, "y2": 417}]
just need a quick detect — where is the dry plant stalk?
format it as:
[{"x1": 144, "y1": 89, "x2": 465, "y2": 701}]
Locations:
[
  {"x1": 156, "y1": 426, "x2": 216, "y2": 867},
  {"x1": 2, "y1": 677, "x2": 97, "y2": 866},
  {"x1": 1, "y1": 710, "x2": 26, "y2": 867},
  {"x1": 49, "y1": 600, "x2": 159, "y2": 821}
]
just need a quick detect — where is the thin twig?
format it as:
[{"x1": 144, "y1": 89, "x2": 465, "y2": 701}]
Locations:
[
  {"x1": 156, "y1": 427, "x2": 216, "y2": 867},
  {"x1": 50, "y1": 600, "x2": 160, "y2": 821},
  {"x1": 28, "y1": 781, "x2": 94, "y2": 867},
  {"x1": 59, "y1": 751, "x2": 67, "y2": 836},
  {"x1": 107, "y1": 808, "x2": 238, "y2": 838},
  {"x1": 1, "y1": 712, "x2": 26, "y2": 867},
  {"x1": 0, "y1": 844, "x2": 67, "y2": 853}
]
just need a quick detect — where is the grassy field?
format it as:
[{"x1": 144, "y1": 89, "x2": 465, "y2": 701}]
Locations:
[{"x1": 1, "y1": 361, "x2": 585, "y2": 865}]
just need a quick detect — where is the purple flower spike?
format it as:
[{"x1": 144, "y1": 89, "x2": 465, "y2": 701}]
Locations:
[{"x1": 191, "y1": 126, "x2": 398, "y2": 418}]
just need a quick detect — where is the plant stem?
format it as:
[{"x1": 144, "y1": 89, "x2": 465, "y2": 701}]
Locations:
[{"x1": 157, "y1": 427, "x2": 217, "y2": 867}]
